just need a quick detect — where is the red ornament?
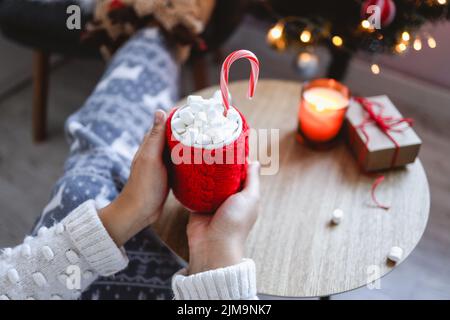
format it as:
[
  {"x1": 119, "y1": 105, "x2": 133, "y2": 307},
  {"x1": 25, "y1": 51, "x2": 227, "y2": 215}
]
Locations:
[
  {"x1": 361, "y1": 0, "x2": 396, "y2": 27},
  {"x1": 165, "y1": 109, "x2": 249, "y2": 213},
  {"x1": 109, "y1": 0, "x2": 125, "y2": 11}
]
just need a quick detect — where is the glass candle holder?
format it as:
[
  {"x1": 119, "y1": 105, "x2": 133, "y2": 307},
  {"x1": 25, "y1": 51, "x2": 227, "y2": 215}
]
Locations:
[{"x1": 296, "y1": 78, "x2": 350, "y2": 148}]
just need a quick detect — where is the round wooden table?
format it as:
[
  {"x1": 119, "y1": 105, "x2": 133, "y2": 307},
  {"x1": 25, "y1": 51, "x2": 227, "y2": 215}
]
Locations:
[{"x1": 153, "y1": 79, "x2": 430, "y2": 298}]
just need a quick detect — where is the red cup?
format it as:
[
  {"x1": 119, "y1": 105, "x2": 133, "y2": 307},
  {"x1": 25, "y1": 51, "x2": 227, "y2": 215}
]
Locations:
[{"x1": 165, "y1": 108, "x2": 249, "y2": 213}]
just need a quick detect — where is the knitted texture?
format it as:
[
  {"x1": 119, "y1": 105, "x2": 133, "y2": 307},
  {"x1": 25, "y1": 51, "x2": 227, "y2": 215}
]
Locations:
[
  {"x1": 84, "y1": 0, "x2": 215, "y2": 61},
  {"x1": 166, "y1": 108, "x2": 249, "y2": 213},
  {"x1": 0, "y1": 201, "x2": 128, "y2": 300},
  {"x1": 172, "y1": 259, "x2": 258, "y2": 300},
  {"x1": 63, "y1": 200, "x2": 129, "y2": 276}
]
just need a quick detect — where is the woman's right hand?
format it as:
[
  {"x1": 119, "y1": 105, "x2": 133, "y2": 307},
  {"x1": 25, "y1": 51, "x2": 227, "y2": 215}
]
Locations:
[{"x1": 186, "y1": 162, "x2": 261, "y2": 275}]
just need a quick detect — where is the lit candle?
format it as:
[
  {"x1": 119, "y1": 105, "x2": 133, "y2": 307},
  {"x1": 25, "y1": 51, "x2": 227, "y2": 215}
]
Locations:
[{"x1": 297, "y1": 79, "x2": 350, "y2": 146}]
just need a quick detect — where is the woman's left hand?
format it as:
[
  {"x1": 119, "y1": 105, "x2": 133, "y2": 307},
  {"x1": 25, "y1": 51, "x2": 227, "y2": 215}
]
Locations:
[{"x1": 99, "y1": 110, "x2": 169, "y2": 246}]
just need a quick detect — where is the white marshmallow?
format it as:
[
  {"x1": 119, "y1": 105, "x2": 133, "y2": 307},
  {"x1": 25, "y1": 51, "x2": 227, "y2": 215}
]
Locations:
[
  {"x1": 388, "y1": 246, "x2": 403, "y2": 263},
  {"x1": 207, "y1": 107, "x2": 222, "y2": 121},
  {"x1": 173, "y1": 92, "x2": 242, "y2": 148},
  {"x1": 210, "y1": 129, "x2": 225, "y2": 144},
  {"x1": 193, "y1": 119, "x2": 204, "y2": 129},
  {"x1": 331, "y1": 208, "x2": 344, "y2": 224},
  {"x1": 179, "y1": 108, "x2": 195, "y2": 125},
  {"x1": 212, "y1": 90, "x2": 222, "y2": 101},
  {"x1": 187, "y1": 127, "x2": 199, "y2": 136},
  {"x1": 189, "y1": 103, "x2": 204, "y2": 114},
  {"x1": 182, "y1": 127, "x2": 199, "y2": 145},
  {"x1": 197, "y1": 111, "x2": 207, "y2": 123},
  {"x1": 187, "y1": 95, "x2": 203, "y2": 105},
  {"x1": 213, "y1": 90, "x2": 232, "y2": 104},
  {"x1": 196, "y1": 133, "x2": 212, "y2": 145},
  {"x1": 172, "y1": 117, "x2": 186, "y2": 134}
]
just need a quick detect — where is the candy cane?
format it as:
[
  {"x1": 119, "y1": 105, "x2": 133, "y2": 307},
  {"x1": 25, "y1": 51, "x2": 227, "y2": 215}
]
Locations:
[{"x1": 220, "y1": 50, "x2": 260, "y2": 115}]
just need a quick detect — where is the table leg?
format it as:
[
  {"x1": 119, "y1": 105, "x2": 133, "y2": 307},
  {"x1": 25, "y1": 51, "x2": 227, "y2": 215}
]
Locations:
[{"x1": 32, "y1": 50, "x2": 50, "y2": 142}]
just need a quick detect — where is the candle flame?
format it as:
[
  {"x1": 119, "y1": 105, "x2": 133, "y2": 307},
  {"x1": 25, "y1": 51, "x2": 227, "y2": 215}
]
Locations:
[{"x1": 304, "y1": 87, "x2": 349, "y2": 112}]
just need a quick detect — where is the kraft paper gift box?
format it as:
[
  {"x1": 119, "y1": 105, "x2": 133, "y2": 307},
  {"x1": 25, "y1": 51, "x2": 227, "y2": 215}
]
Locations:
[{"x1": 345, "y1": 95, "x2": 422, "y2": 172}]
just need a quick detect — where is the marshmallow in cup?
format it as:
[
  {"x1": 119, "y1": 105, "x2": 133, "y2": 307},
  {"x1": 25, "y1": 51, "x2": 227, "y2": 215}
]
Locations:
[{"x1": 171, "y1": 91, "x2": 243, "y2": 150}]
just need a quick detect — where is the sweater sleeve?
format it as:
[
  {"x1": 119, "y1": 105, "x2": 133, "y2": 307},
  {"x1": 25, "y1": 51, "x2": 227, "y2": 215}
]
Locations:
[
  {"x1": 171, "y1": 259, "x2": 258, "y2": 300},
  {"x1": 0, "y1": 200, "x2": 128, "y2": 300}
]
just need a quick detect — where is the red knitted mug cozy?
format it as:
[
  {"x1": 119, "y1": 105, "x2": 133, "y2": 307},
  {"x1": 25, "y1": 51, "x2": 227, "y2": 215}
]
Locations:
[
  {"x1": 165, "y1": 50, "x2": 259, "y2": 213},
  {"x1": 165, "y1": 108, "x2": 249, "y2": 213}
]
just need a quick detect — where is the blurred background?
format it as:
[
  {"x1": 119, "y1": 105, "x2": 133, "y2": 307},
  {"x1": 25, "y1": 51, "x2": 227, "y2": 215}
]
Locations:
[{"x1": 0, "y1": 0, "x2": 449, "y2": 299}]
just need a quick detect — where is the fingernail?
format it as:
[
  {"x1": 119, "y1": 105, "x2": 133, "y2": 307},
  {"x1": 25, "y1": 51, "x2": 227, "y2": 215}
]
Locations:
[{"x1": 155, "y1": 110, "x2": 165, "y2": 124}]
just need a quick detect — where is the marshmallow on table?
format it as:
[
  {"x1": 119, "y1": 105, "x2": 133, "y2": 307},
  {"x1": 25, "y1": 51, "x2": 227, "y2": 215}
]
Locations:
[
  {"x1": 388, "y1": 246, "x2": 403, "y2": 263},
  {"x1": 172, "y1": 91, "x2": 242, "y2": 148},
  {"x1": 331, "y1": 208, "x2": 344, "y2": 224}
]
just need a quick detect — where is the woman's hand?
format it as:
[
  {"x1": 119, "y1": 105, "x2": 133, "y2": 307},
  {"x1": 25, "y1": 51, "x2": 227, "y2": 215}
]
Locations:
[
  {"x1": 187, "y1": 162, "x2": 261, "y2": 274},
  {"x1": 100, "y1": 110, "x2": 169, "y2": 247}
]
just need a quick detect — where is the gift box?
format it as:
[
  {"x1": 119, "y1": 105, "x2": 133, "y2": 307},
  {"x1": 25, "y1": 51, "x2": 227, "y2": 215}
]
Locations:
[{"x1": 345, "y1": 95, "x2": 422, "y2": 172}]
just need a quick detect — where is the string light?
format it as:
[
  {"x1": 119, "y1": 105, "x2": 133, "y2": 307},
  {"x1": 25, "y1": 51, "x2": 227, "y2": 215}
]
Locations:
[
  {"x1": 395, "y1": 42, "x2": 408, "y2": 53},
  {"x1": 265, "y1": 5, "x2": 441, "y2": 65},
  {"x1": 401, "y1": 31, "x2": 411, "y2": 42},
  {"x1": 371, "y1": 63, "x2": 381, "y2": 75},
  {"x1": 300, "y1": 30, "x2": 312, "y2": 43},
  {"x1": 427, "y1": 36, "x2": 437, "y2": 48},
  {"x1": 332, "y1": 36, "x2": 344, "y2": 47},
  {"x1": 361, "y1": 20, "x2": 371, "y2": 29},
  {"x1": 267, "y1": 23, "x2": 283, "y2": 42},
  {"x1": 413, "y1": 37, "x2": 422, "y2": 51},
  {"x1": 267, "y1": 23, "x2": 286, "y2": 51}
]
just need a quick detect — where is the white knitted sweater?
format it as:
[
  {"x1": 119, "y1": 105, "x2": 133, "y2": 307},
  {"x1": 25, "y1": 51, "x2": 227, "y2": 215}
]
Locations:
[{"x1": 0, "y1": 201, "x2": 257, "y2": 300}]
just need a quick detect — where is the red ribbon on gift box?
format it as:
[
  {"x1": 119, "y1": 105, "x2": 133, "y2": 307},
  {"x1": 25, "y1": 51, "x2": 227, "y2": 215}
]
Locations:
[{"x1": 354, "y1": 97, "x2": 414, "y2": 210}]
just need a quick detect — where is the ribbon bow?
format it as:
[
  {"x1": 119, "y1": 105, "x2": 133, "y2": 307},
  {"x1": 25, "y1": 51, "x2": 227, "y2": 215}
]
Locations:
[{"x1": 354, "y1": 97, "x2": 413, "y2": 210}]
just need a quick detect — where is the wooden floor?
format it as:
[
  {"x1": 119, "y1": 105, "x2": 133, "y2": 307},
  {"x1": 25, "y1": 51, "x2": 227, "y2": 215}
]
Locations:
[{"x1": 0, "y1": 21, "x2": 449, "y2": 299}]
